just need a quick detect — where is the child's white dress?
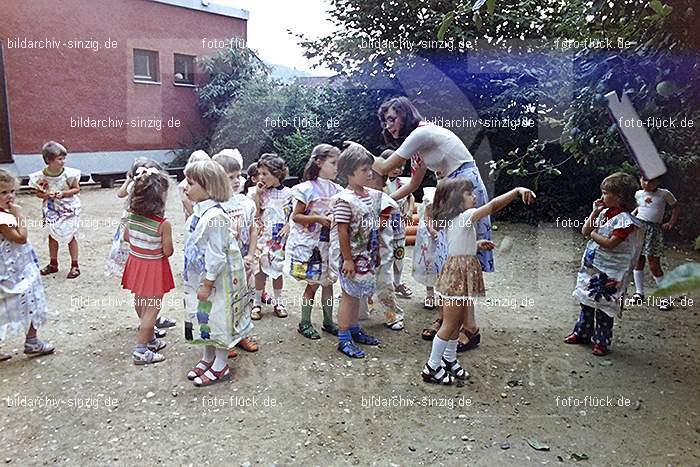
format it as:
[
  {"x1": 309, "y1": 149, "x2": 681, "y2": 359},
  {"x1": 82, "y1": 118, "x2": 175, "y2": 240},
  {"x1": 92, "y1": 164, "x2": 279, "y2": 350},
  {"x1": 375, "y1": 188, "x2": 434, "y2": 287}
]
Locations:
[
  {"x1": 573, "y1": 209, "x2": 643, "y2": 318},
  {"x1": 412, "y1": 187, "x2": 437, "y2": 287},
  {"x1": 374, "y1": 197, "x2": 403, "y2": 326},
  {"x1": 256, "y1": 186, "x2": 293, "y2": 279},
  {"x1": 28, "y1": 167, "x2": 81, "y2": 244},
  {"x1": 286, "y1": 179, "x2": 343, "y2": 286},
  {"x1": 106, "y1": 181, "x2": 133, "y2": 277},
  {"x1": 329, "y1": 188, "x2": 395, "y2": 298},
  {"x1": 0, "y1": 211, "x2": 48, "y2": 340},
  {"x1": 183, "y1": 200, "x2": 253, "y2": 348},
  {"x1": 221, "y1": 193, "x2": 257, "y2": 287}
]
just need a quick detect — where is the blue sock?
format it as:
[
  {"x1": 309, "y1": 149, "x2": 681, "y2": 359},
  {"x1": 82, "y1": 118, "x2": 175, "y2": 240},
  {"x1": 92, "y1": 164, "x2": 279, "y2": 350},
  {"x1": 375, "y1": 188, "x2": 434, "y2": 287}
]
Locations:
[
  {"x1": 338, "y1": 330, "x2": 352, "y2": 343},
  {"x1": 134, "y1": 343, "x2": 147, "y2": 353},
  {"x1": 349, "y1": 324, "x2": 361, "y2": 334}
]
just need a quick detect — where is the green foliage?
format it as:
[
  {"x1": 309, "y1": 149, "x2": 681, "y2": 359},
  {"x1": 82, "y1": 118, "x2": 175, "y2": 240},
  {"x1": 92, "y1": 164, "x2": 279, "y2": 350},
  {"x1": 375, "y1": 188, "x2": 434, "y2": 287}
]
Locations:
[{"x1": 196, "y1": 47, "x2": 269, "y2": 124}]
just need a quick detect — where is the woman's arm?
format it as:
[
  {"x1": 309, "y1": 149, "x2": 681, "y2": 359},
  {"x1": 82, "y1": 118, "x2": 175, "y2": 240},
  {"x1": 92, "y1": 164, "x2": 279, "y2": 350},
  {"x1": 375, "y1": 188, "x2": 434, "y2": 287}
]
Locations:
[
  {"x1": 391, "y1": 164, "x2": 426, "y2": 202},
  {"x1": 471, "y1": 187, "x2": 536, "y2": 223}
]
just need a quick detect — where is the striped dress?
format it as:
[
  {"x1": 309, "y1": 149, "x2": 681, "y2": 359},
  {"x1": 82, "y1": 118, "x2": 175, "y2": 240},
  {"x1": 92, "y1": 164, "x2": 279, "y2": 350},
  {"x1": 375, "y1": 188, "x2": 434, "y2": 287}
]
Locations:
[{"x1": 121, "y1": 213, "x2": 174, "y2": 297}]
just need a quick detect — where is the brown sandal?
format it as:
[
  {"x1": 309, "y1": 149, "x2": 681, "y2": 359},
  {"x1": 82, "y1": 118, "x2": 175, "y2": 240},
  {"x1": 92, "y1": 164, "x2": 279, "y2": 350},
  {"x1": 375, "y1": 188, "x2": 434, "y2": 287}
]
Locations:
[
  {"x1": 421, "y1": 318, "x2": 443, "y2": 341},
  {"x1": 236, "y1": 337, "x2": 259, "y2": 352},
  {"x1": 67, "y1": 266, "x2": 80, "y2": 279},
  {"x1": 273, "y1": 304, "x2": 288, "y2": 318},
  {"x1": 40, "y1": 264, "x2": 58, "y2": 275},
  {"x1": 457, "y1": 327, "x2": 481, "y2": 352}
]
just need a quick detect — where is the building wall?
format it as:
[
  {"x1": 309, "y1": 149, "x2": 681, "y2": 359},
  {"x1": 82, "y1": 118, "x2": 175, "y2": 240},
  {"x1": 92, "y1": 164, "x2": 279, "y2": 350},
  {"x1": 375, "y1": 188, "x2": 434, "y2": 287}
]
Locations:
[{"x1": 1, "y1": 0, "x2": 246, "y2": 155}]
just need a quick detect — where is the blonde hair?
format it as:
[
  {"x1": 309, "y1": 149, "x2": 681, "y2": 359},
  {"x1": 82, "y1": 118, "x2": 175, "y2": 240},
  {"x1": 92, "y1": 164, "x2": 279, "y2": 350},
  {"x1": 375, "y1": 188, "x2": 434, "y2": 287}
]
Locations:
[
  {"x1": 212, "y1": 153, "x2": 241, "y2": 173},
  {"x1": 42, "y1": 141, "x2": 67, "y2": 164},
  {"x1": 0, "y1": 168, "x2": 18, "y2": 187},
  {"x1": 185, "y1": 160, "x2": 231, "y2": 202},
  {"x1": 187, "y1": 150, "x2": 210, "y2": 165}
]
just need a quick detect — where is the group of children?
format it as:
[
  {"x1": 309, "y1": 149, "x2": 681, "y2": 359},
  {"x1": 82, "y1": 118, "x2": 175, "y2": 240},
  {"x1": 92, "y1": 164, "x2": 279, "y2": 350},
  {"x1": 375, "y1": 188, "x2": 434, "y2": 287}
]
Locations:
[{"x1": 0, "y1": 140, "x2": 682, "y2": 388}]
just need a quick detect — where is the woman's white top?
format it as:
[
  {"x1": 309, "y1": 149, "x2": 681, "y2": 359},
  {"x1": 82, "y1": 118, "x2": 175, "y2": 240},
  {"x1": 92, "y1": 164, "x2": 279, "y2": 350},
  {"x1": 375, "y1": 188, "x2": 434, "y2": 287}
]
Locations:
[{"x1": 395, "y1": 123, "x2": 474, "y2": 177}]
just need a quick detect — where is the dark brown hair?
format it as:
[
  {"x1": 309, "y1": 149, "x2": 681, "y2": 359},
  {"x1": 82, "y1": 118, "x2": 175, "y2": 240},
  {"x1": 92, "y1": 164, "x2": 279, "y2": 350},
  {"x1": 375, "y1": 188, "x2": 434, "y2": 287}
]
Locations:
[
  {"x1": 243, "y1": 162, "x2": 259, "y2": 194},
  {"x1": 129, "y1": 157, "x2": 163, "y2": 178},
  {"x1": 337, "y1": 143, "x2": 374, "y2": 186},
  {"x1": 129, "y1": 168, "x2": 170, "y2": 217},
  {"x1": 601, "y1": 172, "x2": 639, "y2": 211},
  {"x1": 378, "y1": 96, "x2": 424, "y2": 146},
  {"x1": 303, "y1": 144, "x2": 341, "y2": 181},
  {"x1": 258, "y1": 153, "x2": 289, "y2": 182},
  {"x1": 432, "y1": 178, "x2": 475, "y2": 227}
]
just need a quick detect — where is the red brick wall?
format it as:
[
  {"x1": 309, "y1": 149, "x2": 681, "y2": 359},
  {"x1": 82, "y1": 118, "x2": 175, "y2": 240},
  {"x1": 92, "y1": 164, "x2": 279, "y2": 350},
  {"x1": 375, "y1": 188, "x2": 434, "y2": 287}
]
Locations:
[{"x1": 1, "y1": 0, "x2": 246, "y2": 154}]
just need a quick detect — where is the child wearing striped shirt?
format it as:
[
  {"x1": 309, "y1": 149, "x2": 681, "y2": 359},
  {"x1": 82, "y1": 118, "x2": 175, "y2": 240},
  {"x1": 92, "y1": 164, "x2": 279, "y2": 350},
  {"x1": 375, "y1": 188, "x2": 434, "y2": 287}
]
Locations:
[{"x1": 121, "y1": 167, "x2": 175, "y2": 365}]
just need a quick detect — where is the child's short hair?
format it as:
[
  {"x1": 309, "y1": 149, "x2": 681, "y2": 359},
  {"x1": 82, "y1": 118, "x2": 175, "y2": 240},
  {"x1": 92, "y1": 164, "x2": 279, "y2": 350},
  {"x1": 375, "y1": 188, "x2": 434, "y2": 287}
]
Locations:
[
  {"x1": 214, "y1": 148, "x2": 243, "y2": 169},
  {"x1": 0, "y1": 168, "x2": 18, "y2": 187},
  {"x1": 129, "y1": 167, "x2": 170, "y2": 217},
  {"x1": 212, "y1": 153, "x2": 241, "y2": 173},
  {"x1": 337, "y1": 143, "x2": 374, "y2": 185},
  {"x1": 42, "y1": 141, "x2": 67, "y2": 164},
  {"x1": 185, "y1": 160, "x2": 231, "y2": 202},
  {"x1": 432, "y1": 178, "x2": 475, "y2": 226},
  {"x1": 601, "y1": 172, "x2": 638, "y2": 211},
  {"x1": 258, "y1": 153, "x2": 289, "y2": 182},
  {"x1": 303, "y1": 144, "x2": 340, "y2": 181},
  {"x1": 187, "y1": 150, "x2": 210, "y2": 165}
]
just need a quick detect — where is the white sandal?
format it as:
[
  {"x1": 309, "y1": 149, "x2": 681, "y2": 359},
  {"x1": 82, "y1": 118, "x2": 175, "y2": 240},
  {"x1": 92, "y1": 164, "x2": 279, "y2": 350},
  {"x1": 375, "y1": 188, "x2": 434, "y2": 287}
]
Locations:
[
  {"x1": 133, "y1": 349, "x2": 165, "y2": 365},
  {"x1": 24, "y1": 339, "x2": 55, "y2": 356}
]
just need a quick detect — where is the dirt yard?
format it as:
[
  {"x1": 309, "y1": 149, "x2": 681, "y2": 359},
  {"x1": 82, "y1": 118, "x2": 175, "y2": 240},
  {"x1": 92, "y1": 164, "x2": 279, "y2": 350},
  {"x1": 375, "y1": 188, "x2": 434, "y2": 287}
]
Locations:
[{"x1": 1, "y1": 185, "x2": 699, "y2": 466}]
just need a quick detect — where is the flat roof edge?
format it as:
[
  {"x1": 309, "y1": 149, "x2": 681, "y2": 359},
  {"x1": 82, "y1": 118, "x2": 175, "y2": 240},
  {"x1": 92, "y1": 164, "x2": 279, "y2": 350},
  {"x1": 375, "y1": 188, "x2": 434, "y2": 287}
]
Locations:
[{"x1": 148, "y1": 0, "x2": 249, "y2": 20}]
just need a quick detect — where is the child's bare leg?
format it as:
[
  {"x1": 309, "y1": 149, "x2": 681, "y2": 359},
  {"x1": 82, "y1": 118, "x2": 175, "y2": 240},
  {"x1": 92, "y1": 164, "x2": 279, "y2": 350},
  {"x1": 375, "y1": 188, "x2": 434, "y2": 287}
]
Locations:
[
  {"x1": 68, "y1": 238, "x2": 79, "y2": 263},
  {"x1": 26, "y1": 323, "x2": 38, "y2": 340},
  {"x1": 647, "y1": 256, "x2": 663, "y2": 279},
  {"x1": 464, "y1": 305, "x2": 477, "y2": 334},
  {"x1": 272, "y1": 275, "x2": 285, "y2": 308},
  {"x1": 137, "y1": 296, "x2": 161, "y2": 345},
  {"x1": 254, "y1": 272, "x2": 267, "y2": 305},
  {"x1": 48, "y1": 236, "x2": 58, "y2": 261}
]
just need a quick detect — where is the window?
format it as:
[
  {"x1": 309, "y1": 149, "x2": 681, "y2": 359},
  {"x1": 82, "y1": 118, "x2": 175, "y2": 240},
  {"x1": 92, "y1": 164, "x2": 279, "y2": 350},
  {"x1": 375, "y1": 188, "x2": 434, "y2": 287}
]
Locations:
[
  {"x1": 133, "y1": 49, "x2": 159, "y2": 82},
  {"x1": 174, "y1": 54, "x2": 196, "y2": 85}
]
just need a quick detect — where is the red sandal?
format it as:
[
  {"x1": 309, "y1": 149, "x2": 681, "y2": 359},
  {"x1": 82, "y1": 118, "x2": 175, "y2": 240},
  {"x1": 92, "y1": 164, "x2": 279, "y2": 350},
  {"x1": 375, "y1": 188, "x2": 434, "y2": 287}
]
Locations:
[
  {"x1": 187, "y1": 360, "x2": 212, "y2": 380},
  {"x1": 40, "y1": 264, "x2": 58, "y2": 275},
  {"x1": 193, "y1": 365, "x2": 231, "y2": 386}
]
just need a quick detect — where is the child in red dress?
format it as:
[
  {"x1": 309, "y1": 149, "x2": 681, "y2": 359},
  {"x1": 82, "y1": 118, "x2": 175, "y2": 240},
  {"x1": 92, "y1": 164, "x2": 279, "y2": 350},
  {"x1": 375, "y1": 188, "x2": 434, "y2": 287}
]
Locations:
[{"x1": 121, "y1": 167, "x2": 175, "y2": 365}]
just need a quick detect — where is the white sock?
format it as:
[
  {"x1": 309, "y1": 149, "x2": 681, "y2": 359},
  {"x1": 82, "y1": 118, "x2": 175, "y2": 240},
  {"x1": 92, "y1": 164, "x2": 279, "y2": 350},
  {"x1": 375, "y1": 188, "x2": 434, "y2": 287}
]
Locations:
[
  {"x1": 211, "y1": 348, "x2": 229, "y2": 372},
  {"x1": 202, "y1": 345, "x2": 215, "y2": 363},
  {"x1": 633, "y1": 270, "x2": 645, "y2": 294},
  {"x1": 273, "y1": 288, "x2": 284, "y2": 306},
  {"x1": 428, "y1": 336, "x2": 449, "y2": 369},
  {"x1": 443, "y1": 339, "x2": 458, "y2": 363},
  {"x1": 653, "y1": 275, "x2": 663, "y2": 286},
  {"x1": 254, "y1": 290, "x2": 263, "y2": 306}
]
